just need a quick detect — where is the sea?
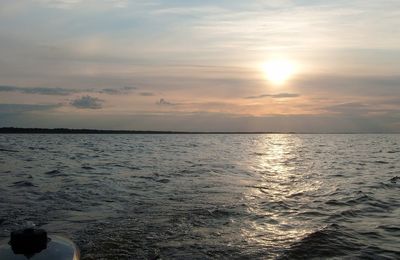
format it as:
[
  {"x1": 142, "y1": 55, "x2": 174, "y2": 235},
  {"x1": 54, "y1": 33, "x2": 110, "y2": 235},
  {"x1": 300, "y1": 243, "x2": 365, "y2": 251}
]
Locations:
[{"x1": 0, "y1": 134, "x2": 399, "y2": 259}]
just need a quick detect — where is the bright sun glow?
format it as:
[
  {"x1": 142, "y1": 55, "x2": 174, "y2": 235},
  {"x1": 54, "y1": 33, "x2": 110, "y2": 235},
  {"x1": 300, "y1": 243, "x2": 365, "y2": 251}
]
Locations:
[{"x1": 262, "y1": 59, "x2": 296, "y2": 85}]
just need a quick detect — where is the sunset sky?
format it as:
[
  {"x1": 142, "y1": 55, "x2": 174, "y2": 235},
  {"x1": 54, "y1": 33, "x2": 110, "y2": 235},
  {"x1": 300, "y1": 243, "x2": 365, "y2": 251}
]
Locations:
[{"x1": 1, "y1": 0, "x2": 400, "y2": 132}]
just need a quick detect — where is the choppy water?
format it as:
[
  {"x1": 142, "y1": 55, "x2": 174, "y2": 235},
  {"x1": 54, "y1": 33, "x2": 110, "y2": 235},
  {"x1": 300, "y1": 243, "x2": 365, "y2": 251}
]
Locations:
[{"x1": 0, "y1": 134, "x2": 399, "y2": 259}]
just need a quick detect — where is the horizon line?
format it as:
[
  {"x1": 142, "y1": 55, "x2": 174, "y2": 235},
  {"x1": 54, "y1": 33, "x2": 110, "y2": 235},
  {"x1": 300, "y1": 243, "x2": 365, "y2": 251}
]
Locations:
[{"x1": 0, "y1": 127, "x2": 399, "y2": 135}]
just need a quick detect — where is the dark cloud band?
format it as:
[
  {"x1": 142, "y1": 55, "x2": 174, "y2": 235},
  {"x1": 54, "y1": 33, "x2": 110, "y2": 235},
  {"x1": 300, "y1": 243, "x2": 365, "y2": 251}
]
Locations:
[
  {"x1": 70, "y1": 96, "x2": 104, "y2": 109},
  {"x1": 0, "y1": 85, "x2": 136, "y2": 96}
]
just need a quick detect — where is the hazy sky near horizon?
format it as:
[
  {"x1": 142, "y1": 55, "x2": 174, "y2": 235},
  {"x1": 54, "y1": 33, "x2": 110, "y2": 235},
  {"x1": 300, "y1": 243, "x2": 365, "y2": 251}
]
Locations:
[{"x1": 1, "y1": 0, "x2": 400, "y2": 132}]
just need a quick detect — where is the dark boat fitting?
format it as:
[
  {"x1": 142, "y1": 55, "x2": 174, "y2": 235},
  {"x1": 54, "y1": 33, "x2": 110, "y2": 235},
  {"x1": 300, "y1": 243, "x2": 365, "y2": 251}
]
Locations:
[
  {"x1": 10, "y1": 228, "x2": 49, "y2": 257},
  {"x1": 0, "y1": 228, "x2": 80, "y2": 260}
]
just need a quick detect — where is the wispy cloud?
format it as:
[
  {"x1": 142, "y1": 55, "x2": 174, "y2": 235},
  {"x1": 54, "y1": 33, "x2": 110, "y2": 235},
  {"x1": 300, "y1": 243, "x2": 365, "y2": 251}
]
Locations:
[
  {"x1": 70, "y1": 95, "x2": 104, "y2": 109},
  {"x1": 139, "y1": 92, "x2": 155, "y2": 96},
  {"x1": 99, "y1": 88, "x2": 123, "y2": 95},
  {"x1": 0, "y1": 85, "x2": 77, "y2": 96},
  {"x1": 0, "y1": 85, "x2": 135, "y2": 96},
  {"x1": 322, "y1": 101, "x2": 400, "y2": 116},
  {"x1": 35, "y1": 0, "x2": 130, "y2": 9},
  {"x1": 99, "y1": 86, "x2": 136, "y2": 95},
  {"x1": 324, "y1": 102, "x2": 370, "y2": 115},
  {"x1": 152, "y1": 6, "x2": 225, "y2": 16},
  {"x1": 0, "y1": 103, "x2": 60, "y2": 113},
  {"x1": 245, "y1": 93, "x2": 300, "y2": 99},
  {"x1": 156, "y1": 98, "x2": 176, "y2": 106}
]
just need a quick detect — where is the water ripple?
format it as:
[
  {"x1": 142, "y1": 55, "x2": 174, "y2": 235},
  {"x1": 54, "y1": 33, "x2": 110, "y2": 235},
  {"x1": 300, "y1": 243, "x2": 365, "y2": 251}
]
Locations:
[{"x1": 0, "y1": 134, "x2": 399, "y2": 259}]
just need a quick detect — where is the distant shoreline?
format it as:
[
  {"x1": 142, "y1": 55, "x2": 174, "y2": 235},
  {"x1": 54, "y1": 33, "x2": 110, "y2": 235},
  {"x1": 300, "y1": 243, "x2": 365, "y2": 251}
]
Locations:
[
  {"x1": 0, "y1": 127, "x2": 399, "y2": 134},
  {"x1": 0, "y1": 127, "x2": 293, "y2": 134}
]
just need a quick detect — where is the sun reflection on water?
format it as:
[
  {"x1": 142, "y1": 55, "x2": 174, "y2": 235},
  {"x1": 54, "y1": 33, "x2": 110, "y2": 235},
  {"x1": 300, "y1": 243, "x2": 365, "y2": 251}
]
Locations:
[{"x1": 240, "y1": 134, "x2": 322, "y2": 254}]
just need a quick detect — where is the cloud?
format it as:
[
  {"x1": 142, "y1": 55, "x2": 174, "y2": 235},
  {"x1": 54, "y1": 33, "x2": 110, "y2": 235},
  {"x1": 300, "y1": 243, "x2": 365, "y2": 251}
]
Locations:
[
  {"x1": 156, "y1": 98, "x2": 176, "y2": 106},
  {"x1": 0, "y1": 85, "x2": 76, "y2": 95},
  {"x1": 0, "y1": 85, "x2": 136, "y2": 96},
  {"x1": 245, "y1": 93, "x2": 300, "y2": 99},
  {"x1": 100, "y1": 88, "x2": 122, "y2": 94},
  {"x1": 322, "y1": 101, "x2": 400, "y2": 116},
  {"x1": 152, "y1": 6, "x2": 225, "y2": 16},
  {"x1": 297, "y1": 74, "x2": 400, "y2": 91},
  {"x1": 35, "y1": 0, "x2": 130, "y2": 9},
  {"x1": 99, "y1": 86, "x2": 135, "y2": 95},
  {"x1": 322, "y1": 102, "x2": 389, "y2": 116},
  {"x1": 139, "y1": 92, "x2": 155, "y2": 96},
  {"x1": 70, "y1": 95, "x2": 104, "y2": 109},
  {"x1": 0, "y1": 103, "x2": 60, "y2": 113},
  {"x1": 123, "y1": 86, "x2": 136, "y2": 91}
]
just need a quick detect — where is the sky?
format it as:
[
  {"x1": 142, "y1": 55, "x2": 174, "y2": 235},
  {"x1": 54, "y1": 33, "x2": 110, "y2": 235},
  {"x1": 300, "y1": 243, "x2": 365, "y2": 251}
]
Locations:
[{"x1": 1, "y1": 0, "x2": 400, "y2": 132}]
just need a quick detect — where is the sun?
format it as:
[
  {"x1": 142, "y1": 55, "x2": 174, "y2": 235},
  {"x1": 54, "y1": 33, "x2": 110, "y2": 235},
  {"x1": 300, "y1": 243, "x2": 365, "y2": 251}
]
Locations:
[{"x1": 262, "y1": 59, "x2": 296, "y2": 85}]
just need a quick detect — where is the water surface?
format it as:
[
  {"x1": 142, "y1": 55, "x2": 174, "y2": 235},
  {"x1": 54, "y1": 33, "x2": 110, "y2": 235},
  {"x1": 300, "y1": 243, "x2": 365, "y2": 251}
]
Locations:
[{"x1": 0, "y1": 134, "x2": 399, "y2": 259}]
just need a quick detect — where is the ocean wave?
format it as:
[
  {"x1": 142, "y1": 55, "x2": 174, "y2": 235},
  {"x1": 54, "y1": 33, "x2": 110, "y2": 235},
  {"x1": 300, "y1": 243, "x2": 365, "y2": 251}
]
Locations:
[
  {"x1": 10, "y1": 180, "x2": 36, "y2": 187},
  {"x1": 281, "y1": 224, "x2": 362, "y2": 259}
]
